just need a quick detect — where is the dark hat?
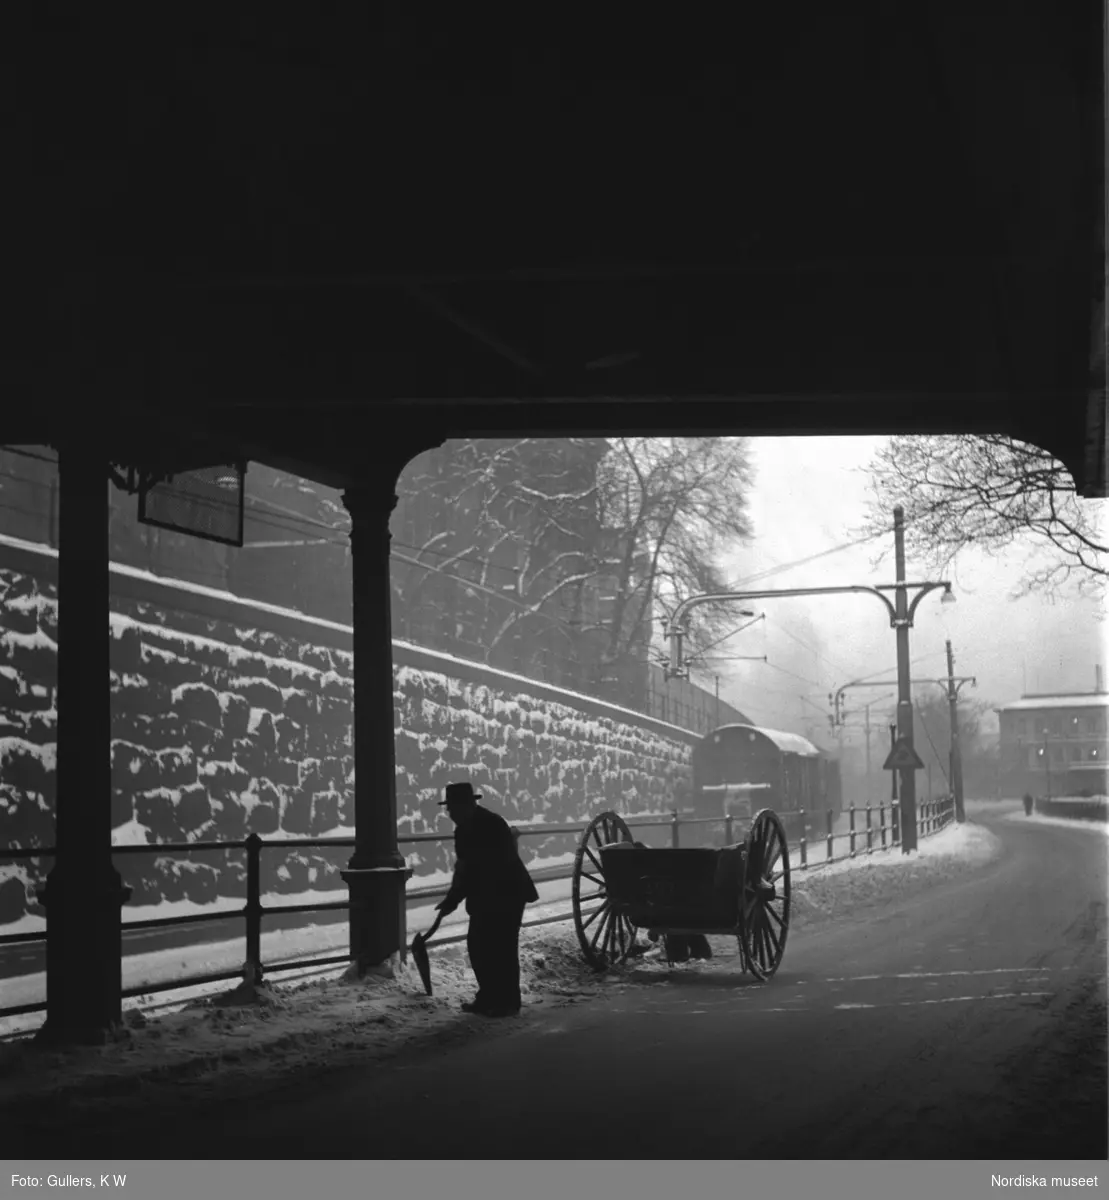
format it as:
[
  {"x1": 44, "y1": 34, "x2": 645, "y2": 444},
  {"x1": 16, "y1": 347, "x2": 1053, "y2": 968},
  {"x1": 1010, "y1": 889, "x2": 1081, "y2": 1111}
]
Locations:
[{"x1": 440, "y1": 781, "x2": 482, "y2": 806}]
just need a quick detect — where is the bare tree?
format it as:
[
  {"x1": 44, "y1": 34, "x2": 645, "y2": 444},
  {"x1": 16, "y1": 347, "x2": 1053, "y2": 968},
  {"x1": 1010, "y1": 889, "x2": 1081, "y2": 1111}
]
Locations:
[
  {"x1": 390, "y1": 437, "x2": 755, "y2": 693},
  {"x1": 593, "y1": 437, "x2": 754, "y2": 671},
  {"x1": 858, "y1": 435, "x2": 1107, "y2": 601},
  {"x1": 391, "y1": 439, "x2": 607, "y2": 682}
]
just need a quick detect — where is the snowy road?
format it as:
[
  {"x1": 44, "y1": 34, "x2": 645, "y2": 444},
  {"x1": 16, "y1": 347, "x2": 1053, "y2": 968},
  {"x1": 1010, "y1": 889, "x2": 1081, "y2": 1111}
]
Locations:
[{"x1": 11, "y1": 810, "x2": 1107, "y2": 1159}]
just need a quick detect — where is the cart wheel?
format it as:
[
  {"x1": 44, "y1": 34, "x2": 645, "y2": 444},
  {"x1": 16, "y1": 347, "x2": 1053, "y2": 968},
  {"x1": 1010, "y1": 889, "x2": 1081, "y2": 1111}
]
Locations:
[
  {"x1": 740, "y1": 808, "x2": 791, "y2": 981},
  {"x1": 572, "y1": 811, "x2": 637, "y2": 970}
]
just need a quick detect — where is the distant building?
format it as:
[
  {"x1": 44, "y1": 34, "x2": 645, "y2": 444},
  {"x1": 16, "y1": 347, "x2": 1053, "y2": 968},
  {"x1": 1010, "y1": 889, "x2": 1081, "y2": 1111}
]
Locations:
[{"x1": 996, "y1": 684, "x2": 1108, "y2": 798}]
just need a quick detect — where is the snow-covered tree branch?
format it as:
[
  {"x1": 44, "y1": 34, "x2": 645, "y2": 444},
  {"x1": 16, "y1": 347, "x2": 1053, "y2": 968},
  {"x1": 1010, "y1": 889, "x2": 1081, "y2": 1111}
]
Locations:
[{"x1": 858, "y1": 435, "x2": 1107, "y2": 602}]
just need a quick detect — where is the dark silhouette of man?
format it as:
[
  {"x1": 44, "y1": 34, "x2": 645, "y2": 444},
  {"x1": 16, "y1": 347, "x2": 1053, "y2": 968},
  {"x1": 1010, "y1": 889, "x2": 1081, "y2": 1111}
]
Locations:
[
  {"x1": 436, "y1": 781, "x2": 539, "y2": 1017},
  {"x1": 1023, "y1": 792, "x2": 1034, "y2": 816}
]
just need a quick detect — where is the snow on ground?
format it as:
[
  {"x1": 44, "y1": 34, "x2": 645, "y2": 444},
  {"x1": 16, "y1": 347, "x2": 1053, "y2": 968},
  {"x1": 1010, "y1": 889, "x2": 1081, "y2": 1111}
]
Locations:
[
  {"x1": 0, "y1": 924, "x2": 612, "y2": 1121},
  {"x1": 0, "y1": 875, "x2": 582, "y2": 1028},
  {"x1": 1002, "y1": 810, "x2": 1109, "y2": 836},
  {"x1": 0, "y1": 817, "x2": 1004, "y2": 1119},
  {"x1": 787, "y1": 820, "x2": 1003, "y2": 924},
  {"x1": 797, "y1": 817, "x2": 998, "y2": 883}
]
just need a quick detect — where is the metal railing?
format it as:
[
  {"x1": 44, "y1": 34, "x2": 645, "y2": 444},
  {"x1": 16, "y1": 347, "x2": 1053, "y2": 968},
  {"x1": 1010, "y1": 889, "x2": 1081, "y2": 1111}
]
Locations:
[{"x1": 0, "y1": 796, "x2": 956, "y2": 1020}]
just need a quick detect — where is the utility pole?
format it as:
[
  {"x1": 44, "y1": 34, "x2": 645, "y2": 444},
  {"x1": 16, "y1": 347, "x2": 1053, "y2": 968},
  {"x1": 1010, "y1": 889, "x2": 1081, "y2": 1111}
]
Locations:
[
  {"x1": 946, "y1": 639, "x2": 967, "y2": 822},
  {"x1": 864, "y1": 703, "x2": 872, "y2": 804},
  {"x1": 893, "y1": 507, "x2": 919, "y2": 852},
  {"x1": 889, "y1": 724, "x2": 898, "y2": 802}
]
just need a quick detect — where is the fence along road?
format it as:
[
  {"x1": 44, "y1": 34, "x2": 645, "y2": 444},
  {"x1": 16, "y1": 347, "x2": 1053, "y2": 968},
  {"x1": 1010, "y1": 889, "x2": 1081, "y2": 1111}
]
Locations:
[{"x1": 0, "y1": 797, "x2": 954, "y2": 1025}]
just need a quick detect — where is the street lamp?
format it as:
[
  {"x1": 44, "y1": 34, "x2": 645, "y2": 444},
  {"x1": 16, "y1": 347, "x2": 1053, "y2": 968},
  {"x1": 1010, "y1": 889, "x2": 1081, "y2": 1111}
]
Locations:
[
  {"x1": 662, "y1": 507, "x2": 951, "y2": 851},
  {"x1": 663, "y1": 582, "x2": 951, "y2": 682}
]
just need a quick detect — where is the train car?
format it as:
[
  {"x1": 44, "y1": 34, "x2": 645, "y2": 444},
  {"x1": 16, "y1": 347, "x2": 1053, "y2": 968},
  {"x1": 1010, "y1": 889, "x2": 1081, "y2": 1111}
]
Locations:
[{"x1": 691, "y1": 723, "x2": 841, "y2": 841}]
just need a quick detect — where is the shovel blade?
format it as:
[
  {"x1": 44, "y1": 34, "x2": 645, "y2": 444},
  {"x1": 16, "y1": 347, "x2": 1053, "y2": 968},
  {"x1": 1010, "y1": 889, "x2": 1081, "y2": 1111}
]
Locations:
[{"x1": 411, "y1": 934, "x2": 433, "y2": 995}]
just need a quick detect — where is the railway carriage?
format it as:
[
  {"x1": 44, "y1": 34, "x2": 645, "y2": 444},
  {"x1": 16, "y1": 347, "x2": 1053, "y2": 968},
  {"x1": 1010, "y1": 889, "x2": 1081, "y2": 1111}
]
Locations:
[{"x1": 690, "y1": 723, "x2": 842, "y2": 840}]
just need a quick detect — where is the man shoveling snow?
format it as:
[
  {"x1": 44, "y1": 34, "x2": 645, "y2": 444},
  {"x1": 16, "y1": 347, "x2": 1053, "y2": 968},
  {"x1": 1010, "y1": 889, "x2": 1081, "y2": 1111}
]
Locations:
[{"x1": 430, "y1": 781, "x2": 540, "y2": 1018}]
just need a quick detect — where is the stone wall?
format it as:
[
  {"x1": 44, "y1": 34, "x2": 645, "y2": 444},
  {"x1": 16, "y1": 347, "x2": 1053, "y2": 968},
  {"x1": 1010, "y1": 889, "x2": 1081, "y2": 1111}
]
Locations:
[{"x1": 0, "y1": 536, "x2": 697, "y2": 930}]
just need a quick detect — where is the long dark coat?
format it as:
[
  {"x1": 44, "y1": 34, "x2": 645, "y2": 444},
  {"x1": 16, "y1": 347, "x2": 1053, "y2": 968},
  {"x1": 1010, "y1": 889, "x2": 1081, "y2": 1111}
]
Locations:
[{"x1": 448, "y1": 804, "x2": 540, "y2": 915}]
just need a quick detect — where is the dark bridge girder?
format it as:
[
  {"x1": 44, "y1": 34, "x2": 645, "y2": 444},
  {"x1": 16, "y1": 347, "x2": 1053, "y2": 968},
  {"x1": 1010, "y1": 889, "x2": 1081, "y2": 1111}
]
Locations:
[
  {"x1": 12, "y1": 5, "x2": 1105, "y2": 493},
  {"x1": 7, "y1": 5, "x2": 1105, "y2": 1041}
]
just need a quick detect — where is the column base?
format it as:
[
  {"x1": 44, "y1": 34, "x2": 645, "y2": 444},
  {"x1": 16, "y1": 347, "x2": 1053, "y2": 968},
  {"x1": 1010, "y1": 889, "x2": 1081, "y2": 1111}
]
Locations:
[
  {"x1": 36, "y1": 867, "x2": 132, "y2": 1047},
  {"x1": 341, "y1": 865, "x2": 413, "y2": 976}
]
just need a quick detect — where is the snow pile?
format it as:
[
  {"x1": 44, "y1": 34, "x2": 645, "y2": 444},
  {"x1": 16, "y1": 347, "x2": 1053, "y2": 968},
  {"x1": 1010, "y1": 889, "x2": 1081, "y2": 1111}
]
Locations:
[
  {"x1": 789, "y1": 820, "x2": 1002, "y2": 923},
  {"x1": 0, "y1": 924, "x2": 613, "y2": 1116}
]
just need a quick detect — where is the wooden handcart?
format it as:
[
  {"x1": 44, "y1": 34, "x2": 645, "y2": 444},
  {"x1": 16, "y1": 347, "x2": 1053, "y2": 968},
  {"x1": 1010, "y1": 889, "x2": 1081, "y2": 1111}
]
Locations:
[{"x1": 570, "y1": 808, "x2": 791, "y2": 980}]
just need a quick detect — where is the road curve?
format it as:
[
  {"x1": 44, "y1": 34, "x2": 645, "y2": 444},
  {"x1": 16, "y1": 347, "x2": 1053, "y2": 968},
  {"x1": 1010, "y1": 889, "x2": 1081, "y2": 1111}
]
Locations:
[{"x1": 16, "y1": 812, "x2": 1108, "y2": 1159}]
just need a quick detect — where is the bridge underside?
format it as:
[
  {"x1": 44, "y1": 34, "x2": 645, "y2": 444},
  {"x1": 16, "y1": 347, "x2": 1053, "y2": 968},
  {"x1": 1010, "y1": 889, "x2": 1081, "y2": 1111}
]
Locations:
[{"x1": 7, "y1": 7, "x2": 1105, "y2": 1040}]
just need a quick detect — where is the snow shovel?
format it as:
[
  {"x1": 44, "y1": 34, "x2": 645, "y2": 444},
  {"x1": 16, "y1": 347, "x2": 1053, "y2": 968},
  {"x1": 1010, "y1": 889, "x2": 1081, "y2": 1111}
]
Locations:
[{"x1": 410, "y1": 909, "x2": 446, "y2": 996}]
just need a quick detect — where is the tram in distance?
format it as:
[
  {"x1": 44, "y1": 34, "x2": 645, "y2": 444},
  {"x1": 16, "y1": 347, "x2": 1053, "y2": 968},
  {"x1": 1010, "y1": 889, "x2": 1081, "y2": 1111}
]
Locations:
[{"x1": 689, "y1": 722, "x2": 843, "y2": 840}]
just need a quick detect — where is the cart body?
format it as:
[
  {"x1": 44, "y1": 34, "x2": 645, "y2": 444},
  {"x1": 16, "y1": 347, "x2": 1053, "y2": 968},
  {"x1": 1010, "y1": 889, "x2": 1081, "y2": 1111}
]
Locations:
[
  {"x1": 598, "y1": 844, "x2": 745, "y2": 933},
  {"x1": 571, "y1": 808, "x2": 792, "y2": 980}
]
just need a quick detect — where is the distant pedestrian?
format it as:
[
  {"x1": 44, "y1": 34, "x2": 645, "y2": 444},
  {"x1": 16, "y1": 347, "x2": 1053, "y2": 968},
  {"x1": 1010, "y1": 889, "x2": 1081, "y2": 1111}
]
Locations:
[
  {"x1": 1023, "y1": 792, "x2": 1034, "y2": 817},
  {"x1": 436, "y1": 781, "x2": 539, "y2": 1017}
]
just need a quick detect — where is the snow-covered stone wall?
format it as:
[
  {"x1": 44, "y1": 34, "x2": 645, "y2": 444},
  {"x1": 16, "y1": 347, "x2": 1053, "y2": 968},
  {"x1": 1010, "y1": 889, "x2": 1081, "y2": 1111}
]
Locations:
[{"x1": 0, "y1": 538, "x2": 696, "y2": 931}]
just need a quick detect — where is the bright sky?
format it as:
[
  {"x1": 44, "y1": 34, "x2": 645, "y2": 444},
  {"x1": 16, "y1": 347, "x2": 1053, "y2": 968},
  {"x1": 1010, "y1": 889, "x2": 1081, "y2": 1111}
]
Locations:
[{"x1": 694, "y1": 437, "x2": 1107, "y2": 747}]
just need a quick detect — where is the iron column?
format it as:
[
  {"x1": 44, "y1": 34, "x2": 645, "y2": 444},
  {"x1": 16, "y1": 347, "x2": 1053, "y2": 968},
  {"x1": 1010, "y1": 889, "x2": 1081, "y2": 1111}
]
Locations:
[
  {"x1": 340, "y1": 479, "x2": 413, "y2": 976},
  {"x1": 893, "y1": 507, "x2": 918, "y2": 852},
  {"x1": 946, "y1": 639, "x2": 966, "y2": 822}
]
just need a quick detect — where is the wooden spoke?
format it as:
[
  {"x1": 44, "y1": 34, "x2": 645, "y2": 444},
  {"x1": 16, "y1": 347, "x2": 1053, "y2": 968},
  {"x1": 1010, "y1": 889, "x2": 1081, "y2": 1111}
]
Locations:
[
  {"x1": 762, "y1": 914, "x2": 782, "y2": 957},
  {"x1": 589, "y1": 905, "x2": 612, "y2": 950},
  {"x1": 582, "y1": 903, "x2": 606, "y2": 932}
]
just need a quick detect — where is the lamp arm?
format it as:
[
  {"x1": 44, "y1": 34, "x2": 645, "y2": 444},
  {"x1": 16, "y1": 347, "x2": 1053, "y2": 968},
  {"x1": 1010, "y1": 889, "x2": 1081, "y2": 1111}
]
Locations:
[{"x1": 907, "y1": 582, "x2": 950, "y2": 623}]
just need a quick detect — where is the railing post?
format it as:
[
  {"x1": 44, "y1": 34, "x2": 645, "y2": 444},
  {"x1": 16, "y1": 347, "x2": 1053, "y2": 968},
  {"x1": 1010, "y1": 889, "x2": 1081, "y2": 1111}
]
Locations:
[
  {"x1": 798, "y1": 809, "x2": 807, "y2": 868},
  {"x1": 671, "y1": 808, "x2": 680, "y2": 849},
  {"x1": 879, "y1": 803, "x2": 887, "y2": 849},
  {"x1": 892, "y1": 801, "x2": 901, "y2": 847},
  {"x1": 244, "y1": 833, "x2": 263, "y2": 985},
  {"x1": 826, "y1": 808, "x2": 834, "y2": 863},
  {"x1": 865, "y1": 804, "x2": 873, "y2": 854},
  {"x1": 849, "y1": 803, "x2": 856, "y2": 857}
]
